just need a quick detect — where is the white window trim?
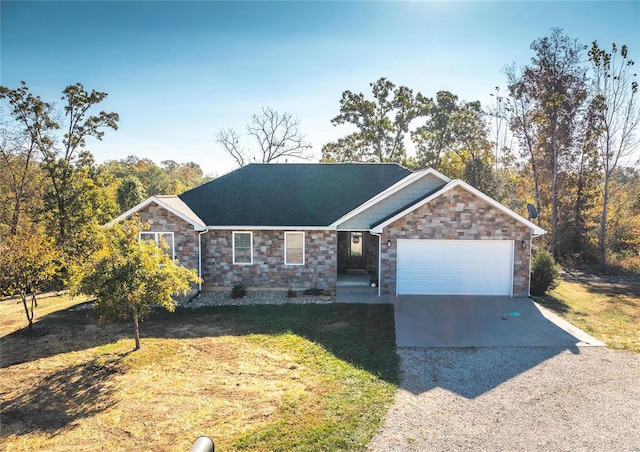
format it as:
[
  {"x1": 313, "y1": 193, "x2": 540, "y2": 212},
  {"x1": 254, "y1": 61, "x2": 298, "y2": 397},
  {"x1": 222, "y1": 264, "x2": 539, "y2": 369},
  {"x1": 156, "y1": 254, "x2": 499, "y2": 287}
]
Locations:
[
  {"x1": 233, "y1": 231, "x2": 253, "y2": 265},
  {"x1": 139, "y1": 231, "x2": 175, "y2": 261},
  {"x1": 284, "y1": 231, "x2": 305, "y2": 266}
]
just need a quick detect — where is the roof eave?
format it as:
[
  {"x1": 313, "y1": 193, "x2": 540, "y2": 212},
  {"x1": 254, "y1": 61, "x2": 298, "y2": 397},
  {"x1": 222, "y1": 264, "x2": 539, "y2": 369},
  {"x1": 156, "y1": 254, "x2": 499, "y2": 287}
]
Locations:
[{"x1": 204, "y1": 225, "x2": 337, "y2": 231}]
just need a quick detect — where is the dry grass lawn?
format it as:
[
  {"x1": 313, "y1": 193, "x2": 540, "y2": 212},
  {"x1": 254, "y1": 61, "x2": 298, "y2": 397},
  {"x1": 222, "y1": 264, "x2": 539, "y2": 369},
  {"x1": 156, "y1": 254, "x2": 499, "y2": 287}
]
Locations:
[
  {"x1": 534, "y1": 270, "x2": 640, "y2": 352},
  {"x1": 1, "y1": 294, "x2": 398, "y2": 451}
]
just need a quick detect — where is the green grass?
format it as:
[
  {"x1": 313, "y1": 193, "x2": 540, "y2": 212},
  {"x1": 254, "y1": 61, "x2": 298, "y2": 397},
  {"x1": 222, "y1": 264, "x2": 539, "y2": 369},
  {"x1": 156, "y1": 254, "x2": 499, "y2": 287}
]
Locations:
[
  {"x1": 534, "y1": 277, "x2": 640, "y2": 352},
  {"x1": 1, "y1": 296, "x2": 398, "y2": 451}
]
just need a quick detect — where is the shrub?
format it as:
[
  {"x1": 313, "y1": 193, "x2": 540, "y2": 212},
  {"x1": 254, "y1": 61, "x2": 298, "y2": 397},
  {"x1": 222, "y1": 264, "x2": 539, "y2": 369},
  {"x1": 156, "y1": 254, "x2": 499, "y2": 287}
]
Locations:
[
  {"x1": 287, "y1": 286, "x2": 297, "y2": 298},
  {"x1": 531, "y1": 249, "x2": 559, "y2": 295},
  {"x1": 231, "y1": 284, "x2": 247, "y2": 299}
]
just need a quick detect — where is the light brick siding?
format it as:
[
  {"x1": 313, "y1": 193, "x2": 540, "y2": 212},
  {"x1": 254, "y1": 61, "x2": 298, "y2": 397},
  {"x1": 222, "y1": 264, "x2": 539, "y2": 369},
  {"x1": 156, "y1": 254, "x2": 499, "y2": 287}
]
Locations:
[
  {"x1": 201, "y1": 230, "x2": 337, "y2": 290},
  {"x1": 137, "y1": 203, "x2": 200, "y2": 271},
  {"x1": 380, "y1": 186, "x2": 532, "y2": 297}
]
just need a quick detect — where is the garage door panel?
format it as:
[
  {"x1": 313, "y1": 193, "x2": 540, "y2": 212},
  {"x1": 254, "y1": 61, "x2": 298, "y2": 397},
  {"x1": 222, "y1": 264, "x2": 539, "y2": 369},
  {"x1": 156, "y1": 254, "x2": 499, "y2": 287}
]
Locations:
[{"x1": 397, "y1": 240, "x2": 513, "y2": 296}]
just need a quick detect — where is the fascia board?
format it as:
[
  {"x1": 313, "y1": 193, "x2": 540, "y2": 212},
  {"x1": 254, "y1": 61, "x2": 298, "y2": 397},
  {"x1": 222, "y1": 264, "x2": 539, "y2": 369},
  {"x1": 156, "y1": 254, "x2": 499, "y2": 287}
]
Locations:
[
  {"x1": 330, "y1": 168, "x2": 451, "y2": 228},
  {"x1": 205, "y1": 225, "x2": 336, "y2": 231},
  {"x1": 371, "y1": 179, "x2": 547, "y2": 235},
  {"x1": 106, "y1": 197, "x2": 157, "y2": 226}
]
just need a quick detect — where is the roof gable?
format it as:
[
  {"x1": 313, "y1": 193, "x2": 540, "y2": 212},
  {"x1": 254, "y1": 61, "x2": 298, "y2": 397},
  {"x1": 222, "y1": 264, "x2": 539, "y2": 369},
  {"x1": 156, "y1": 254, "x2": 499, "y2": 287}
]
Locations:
[
  {"x1": 178, "y1": 163, "x2": 412, "y2": 227},
  {"x1": 371, "y1": 179, "x2": 546, "y2": 235},
  {"x1": 108, "y1": 195, "x2": 206, "y2": 230},
  {"x1": 332, "y1": 168, "x2": 450, "y2": 229}
]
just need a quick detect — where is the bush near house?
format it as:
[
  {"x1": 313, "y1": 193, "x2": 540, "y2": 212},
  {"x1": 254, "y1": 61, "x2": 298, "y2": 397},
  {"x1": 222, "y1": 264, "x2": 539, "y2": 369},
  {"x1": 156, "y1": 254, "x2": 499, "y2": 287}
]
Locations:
[{"x1": 531, "y1": 249, "x2": 559, "y2": 295}]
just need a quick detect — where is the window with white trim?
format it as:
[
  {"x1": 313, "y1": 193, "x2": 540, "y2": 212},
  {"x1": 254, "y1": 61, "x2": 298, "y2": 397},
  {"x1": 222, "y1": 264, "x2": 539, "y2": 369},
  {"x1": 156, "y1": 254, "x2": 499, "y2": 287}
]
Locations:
[
  {"x1": 233, "y1": 231, "x2": 253, "y2": 264},
  {"x1": 285, "y1": 231, "x2": 305, "y2": 265},
  {"x1": 139, "y1": 232, "x2": 175, "y2": 261}
]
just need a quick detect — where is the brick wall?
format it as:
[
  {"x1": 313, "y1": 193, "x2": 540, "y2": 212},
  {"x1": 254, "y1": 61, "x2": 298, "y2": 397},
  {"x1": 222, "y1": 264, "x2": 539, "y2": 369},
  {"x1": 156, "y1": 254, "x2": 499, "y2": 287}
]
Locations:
[
  {"x1": 137, "y1": 203, "x2": 200, "y2": 271},
  {"x1": 380, "y1": 186, "x2": 532, "y2": 296},
  {"x1": 201, "y1": 230, "x2": 337, "y2": 290}
]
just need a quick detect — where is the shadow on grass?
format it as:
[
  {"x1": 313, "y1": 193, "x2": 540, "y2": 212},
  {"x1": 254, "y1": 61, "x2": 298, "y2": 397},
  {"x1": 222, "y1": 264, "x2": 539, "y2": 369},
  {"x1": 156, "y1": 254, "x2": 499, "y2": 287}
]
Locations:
[
  {"x1": 155, "y1": 303, "x2": 399, "y2": 384},
  {"x1": 563, "y1": 268, "x2": 640, "y2": 297},
  {"x1": 531, "y1": 293, "x2": 571, "y2": 314},
  {"x1": 1, "y1": 355, "x2": 125, "y2": 435},
  {"x1": 1, "y1": 303, "x2": 399, "y2": 385}
]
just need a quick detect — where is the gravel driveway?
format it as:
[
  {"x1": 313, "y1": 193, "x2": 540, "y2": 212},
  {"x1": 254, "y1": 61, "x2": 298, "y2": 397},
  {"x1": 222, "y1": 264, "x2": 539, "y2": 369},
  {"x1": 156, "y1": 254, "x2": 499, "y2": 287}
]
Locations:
[{"x1": 368, "y1": 347, "x2": 640, "y2": 451}]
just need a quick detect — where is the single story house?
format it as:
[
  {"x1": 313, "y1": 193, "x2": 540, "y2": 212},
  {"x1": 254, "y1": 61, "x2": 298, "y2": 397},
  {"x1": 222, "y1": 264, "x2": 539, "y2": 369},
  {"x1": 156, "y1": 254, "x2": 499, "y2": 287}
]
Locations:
[{"x1": 110, "y1": 163, "x2": 545, "y2": 297}]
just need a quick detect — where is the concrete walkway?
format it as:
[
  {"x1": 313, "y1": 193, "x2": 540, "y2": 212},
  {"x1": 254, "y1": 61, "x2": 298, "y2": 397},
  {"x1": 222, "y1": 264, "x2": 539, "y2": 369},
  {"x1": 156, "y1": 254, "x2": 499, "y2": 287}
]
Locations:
[{"x1": 393, "y1": 296, "x2": 604, "y2": 347}]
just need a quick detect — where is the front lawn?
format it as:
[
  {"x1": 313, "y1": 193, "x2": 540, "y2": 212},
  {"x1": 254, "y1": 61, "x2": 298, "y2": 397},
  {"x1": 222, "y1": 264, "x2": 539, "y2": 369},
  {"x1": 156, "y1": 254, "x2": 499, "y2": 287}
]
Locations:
[
  {"x1": 0, "y1": 295, "x2": 398, "y2": 451},
  {"x1": 534, "y1": 271, "x2": 640, "y2": 352}
]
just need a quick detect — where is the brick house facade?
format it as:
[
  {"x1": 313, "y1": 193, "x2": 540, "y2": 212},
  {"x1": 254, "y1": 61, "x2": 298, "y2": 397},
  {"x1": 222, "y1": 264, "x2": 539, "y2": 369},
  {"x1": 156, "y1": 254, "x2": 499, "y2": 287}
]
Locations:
[
  {"x1": 378, "y1": 185, "x2": 533, "y2": 297},
  {"x1": 200, "y1": 230, "x2": 337, "y2": 290},
  {"x1": 110, "y1": 164, "x2": 544, "y2": 297}
]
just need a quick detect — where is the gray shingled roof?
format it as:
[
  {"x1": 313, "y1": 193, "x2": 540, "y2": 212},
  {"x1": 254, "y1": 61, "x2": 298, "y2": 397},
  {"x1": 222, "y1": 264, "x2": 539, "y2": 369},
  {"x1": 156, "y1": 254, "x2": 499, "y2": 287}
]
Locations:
[{"x1": 179, "y1": 163, "x2": 412, "y2": 227}]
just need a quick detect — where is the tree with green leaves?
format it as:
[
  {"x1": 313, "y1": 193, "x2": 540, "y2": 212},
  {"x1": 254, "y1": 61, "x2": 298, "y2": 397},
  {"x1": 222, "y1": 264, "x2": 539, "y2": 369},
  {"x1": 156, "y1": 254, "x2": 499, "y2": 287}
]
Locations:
[
  {"x1": 41, "y1": 84, "x2": 119, "y2": 260},
  {"x1": 588, "y1": 41, "x2": 640, "y2": 268},
  {"x1": 102, "y1": 156, "x2": 208, "y2": 198},
  {"x1": 116, "y1": 175, "x2": 147, "y2": 212},
  {"x1": 412, "y1": 91, "x2": 495, "y2": 193},
  {"x1": 507, "y1": 29, "x2": 591, "y2": 258},
  {"x1": 0, "y1": 83, "x2": 54, "y2": 234},
  {"x1": 0, "y1": 224, "x2": 60, "y2": 331},
  {"x1": 322, "y1": 78, "x2": 426, "y2": 163},
  {"x1": 75, "y1": 219, "x2": 201, "y2": 350},
  {"x1": 0, "y1": 82, "x2": 120, "y2": 268},
  {"x1": 216, "y1": 107, "x2": 312, "y2": 167}
]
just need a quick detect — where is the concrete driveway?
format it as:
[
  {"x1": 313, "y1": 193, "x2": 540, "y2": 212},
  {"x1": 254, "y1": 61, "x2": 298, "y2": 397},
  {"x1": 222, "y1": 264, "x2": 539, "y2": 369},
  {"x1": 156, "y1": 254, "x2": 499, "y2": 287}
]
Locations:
[{"x1": 393, "y1": 296, "x2": 604, "y2": 347}]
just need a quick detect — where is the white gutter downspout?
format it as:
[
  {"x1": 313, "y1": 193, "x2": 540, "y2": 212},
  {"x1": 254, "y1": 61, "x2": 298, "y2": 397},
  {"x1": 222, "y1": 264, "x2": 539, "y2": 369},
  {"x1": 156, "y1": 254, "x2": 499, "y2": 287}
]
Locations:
[
  {"x1": 198, "y1": 228, "x2": 209, "y2": 292},
  {"x1": 371, "y1": 232, "x2": 382, "y2": 297}
]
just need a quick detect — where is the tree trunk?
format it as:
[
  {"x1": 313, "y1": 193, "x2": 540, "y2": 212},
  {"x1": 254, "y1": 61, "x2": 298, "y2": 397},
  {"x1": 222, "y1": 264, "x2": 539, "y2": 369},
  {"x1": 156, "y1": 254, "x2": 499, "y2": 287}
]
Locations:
[
  {"x1": 132, "y1": 309, "x2": 141, "y2": 350},
  {"x1": 550, "y1": 140, "x2": 559, "y2": 259},
  {"x1": 599, "y1": 172, "x2": 611, "y2": 269},
  {"x1": 524, "y1": 132, "x2": 542, "y2": 226},
  {"x1": 21, "y1": 291, "x2": 34, "y2": 331}
]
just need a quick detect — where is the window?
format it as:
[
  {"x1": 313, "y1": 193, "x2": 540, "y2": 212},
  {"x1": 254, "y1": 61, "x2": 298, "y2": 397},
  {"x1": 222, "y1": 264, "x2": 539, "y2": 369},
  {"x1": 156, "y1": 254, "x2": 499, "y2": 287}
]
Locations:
[
  {"x1": 139, "y1": 232, "x2": 175, "y2": 260},
  {"x1": 285, "y1": 232, "x2": 305, "y2": 265},
  {"x1": 233, "y1": 231, "x2": 253, "y2": 264}
]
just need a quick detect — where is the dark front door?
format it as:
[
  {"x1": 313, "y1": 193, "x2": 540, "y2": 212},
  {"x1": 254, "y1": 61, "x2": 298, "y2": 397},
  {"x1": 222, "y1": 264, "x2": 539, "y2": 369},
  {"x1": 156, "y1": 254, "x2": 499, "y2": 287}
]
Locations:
[{"x1": 347, "y1": 232, "x2": 365, "y2": 269}]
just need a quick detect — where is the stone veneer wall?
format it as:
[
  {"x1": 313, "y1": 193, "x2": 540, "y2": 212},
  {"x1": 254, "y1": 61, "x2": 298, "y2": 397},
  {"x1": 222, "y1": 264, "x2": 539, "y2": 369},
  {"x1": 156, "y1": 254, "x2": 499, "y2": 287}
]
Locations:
[
  {"x1": 380, "y1": 185, "x2": 533, "y2": 297},
  {"x1": 137, "y1": 203, "x2": 200, "y2": 271},
  {"x1": 201, "y1": 230, "x2": 337, "y2": 290},
  {"x1": 364, "y1": 233, "x2": 379, "y2": 274}
]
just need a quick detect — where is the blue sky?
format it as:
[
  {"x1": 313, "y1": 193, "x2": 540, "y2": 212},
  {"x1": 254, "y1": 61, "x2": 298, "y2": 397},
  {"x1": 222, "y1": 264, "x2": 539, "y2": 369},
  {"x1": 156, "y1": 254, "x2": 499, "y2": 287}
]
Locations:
[{"x1": 2, "y1": 1, "x2": 639, "y2": 177}]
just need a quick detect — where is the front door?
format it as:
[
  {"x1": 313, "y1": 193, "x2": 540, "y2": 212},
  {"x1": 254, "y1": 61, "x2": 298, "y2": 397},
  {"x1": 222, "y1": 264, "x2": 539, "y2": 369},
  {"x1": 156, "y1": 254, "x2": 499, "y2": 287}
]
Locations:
[{"x1": 347, "y1": 232, "x2": 365, "y2": 269}]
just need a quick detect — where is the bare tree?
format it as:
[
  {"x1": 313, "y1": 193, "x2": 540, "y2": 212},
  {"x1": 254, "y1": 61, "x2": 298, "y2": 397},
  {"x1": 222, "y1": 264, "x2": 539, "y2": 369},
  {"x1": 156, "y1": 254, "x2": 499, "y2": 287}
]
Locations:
[
  {"x1": 486, "y1": 86, "x2": 516, "y2": 203},
  {"x1": 215, "y1": 127, "x2": 246, "y2": 167},
  {"x1": 589, "y1": 41, "x2": 640, "y2": 268},
  {"x1": 216, "y1": 107, "x2": 312, "y2": 167}
]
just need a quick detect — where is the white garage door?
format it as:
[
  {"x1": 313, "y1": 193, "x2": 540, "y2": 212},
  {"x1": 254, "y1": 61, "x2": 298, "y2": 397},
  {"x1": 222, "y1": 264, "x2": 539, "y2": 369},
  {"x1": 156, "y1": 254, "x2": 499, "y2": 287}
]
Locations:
[{"x1": 396, "y1": 240, "x2": 514, "y2": 296}]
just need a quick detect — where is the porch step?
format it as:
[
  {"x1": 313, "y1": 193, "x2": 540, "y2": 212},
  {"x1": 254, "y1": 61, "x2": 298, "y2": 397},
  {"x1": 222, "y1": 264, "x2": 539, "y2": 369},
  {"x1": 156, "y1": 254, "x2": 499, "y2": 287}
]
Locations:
[{"x1": 345, "y1": 269, "x2": 368, "y2": 275}]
